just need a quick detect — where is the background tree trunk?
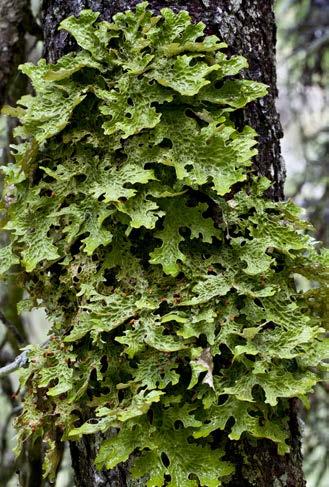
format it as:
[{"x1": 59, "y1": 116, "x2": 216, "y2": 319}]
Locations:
[
  {"x1": 40, "y1": 1, "x2": 304, "y2": 485},
  {"x1": 0, "y1": 0, "x2": 28, "y2": 108}
]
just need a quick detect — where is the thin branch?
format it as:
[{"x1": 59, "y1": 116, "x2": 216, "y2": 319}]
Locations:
[
  {"x1": 0, "y1": 350, "x2": 28, "y2": 378},
  {"x1": 0, "y1": 337, "x2": 50, "y2": 378}
]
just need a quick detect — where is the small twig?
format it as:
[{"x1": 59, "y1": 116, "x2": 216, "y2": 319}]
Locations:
[
  {"x1": 0, "y1": 350, "x2": 29, "y2": 378},
  {"x1": 0, "y1": 337, "x2": 51, "y2": 378}
]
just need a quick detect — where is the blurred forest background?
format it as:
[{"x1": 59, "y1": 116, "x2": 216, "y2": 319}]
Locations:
[{"x1": 0, "y1": 0, "x2": 328, "y2": 485}]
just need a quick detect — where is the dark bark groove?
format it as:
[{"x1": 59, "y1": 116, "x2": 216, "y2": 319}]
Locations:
[{"x1": 40, "y1": 1, "x2": 304, "y2": 486}]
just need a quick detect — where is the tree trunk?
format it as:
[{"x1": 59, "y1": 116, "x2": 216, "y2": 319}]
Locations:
[
  {"x1": 0, "y1": 0, "x2": 27, "y2": 107},
  {"x1": 40, "y1": 1, "x2": 303, "y2": 485}
]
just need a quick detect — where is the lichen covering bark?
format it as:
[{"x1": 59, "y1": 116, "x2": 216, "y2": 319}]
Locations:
[{"x1": 0, "y1": 3, "x2": 328, "y2": 485}]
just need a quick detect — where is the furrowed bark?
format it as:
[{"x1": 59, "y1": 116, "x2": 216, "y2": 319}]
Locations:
[{"x1": 40, "y1": 1, "x2": 304, "y2": 485}]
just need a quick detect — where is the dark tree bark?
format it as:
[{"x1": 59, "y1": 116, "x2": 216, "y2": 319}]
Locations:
[{"x1": 40, "y1": 1, "x2": 303, "y2": 486}]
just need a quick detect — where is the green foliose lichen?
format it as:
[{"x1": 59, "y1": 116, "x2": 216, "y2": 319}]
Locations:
[{"x1": 1, "y1": 2, "x2": 328, "y2": 485}]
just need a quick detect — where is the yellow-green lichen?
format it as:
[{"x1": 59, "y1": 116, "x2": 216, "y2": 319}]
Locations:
[{"x1": 1, "y1": 2, "x2": 328, "y2": 485}]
